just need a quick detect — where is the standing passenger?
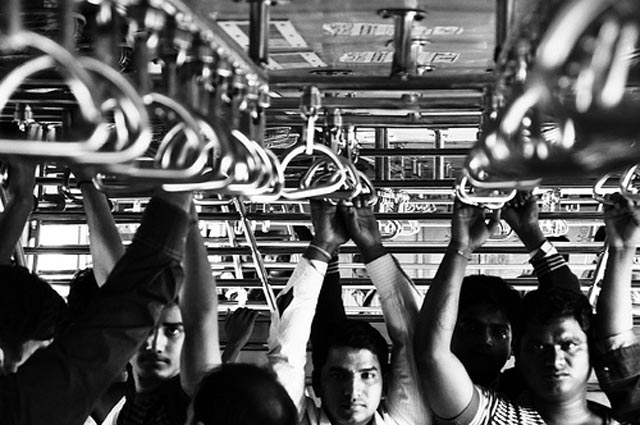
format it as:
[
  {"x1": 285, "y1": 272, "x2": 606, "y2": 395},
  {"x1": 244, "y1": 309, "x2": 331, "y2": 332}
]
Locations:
[
  {"x1": 414, "y1": 198, "x2": 638, "y2": 424},
  {"x1": 0, "y1": 160, "x2": 193, "y2": 425},
  {"x1": 268, "y1": 199, "x2": 428, "y2": 425}
]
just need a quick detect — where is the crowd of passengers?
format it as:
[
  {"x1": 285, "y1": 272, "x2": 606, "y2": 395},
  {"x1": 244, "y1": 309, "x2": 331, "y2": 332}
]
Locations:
[{"x1": 0, "y1": 155, "x2": 639, "y2": 425}]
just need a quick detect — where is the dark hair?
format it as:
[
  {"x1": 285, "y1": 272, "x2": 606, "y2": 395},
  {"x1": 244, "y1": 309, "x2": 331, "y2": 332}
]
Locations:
[
  {"x1": 460, "y1": 274, "x2": 522, "y2": 340},
  {"x1": 191, "y1": 363, "x2": 297, "y2": 425},
  {"x1": 311, "y1": 318, "x2": 389, "y2": 391},
  {"x1": 520, "y1": 287, "x2": 593, "y2": 340},
  {"x1": 0, "y1": 265, "x2": 66, "y2": 343}
]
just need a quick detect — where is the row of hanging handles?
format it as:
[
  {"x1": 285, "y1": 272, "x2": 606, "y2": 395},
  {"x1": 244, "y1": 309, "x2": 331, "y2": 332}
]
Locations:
[
  {"x1": 457, "y1": 0, "x2": 640, "y2": 209},
  {"x1": 0, "y1": 0, "x2": 375, "y2": 205}
]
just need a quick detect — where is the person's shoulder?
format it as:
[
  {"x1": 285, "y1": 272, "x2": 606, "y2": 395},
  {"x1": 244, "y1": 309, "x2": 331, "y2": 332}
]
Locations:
[
  {"x1": 587, "y1": 400, "x2": 630, "y2": 425},
  {"x1": 479, "y1": 387, "x2": 545, "y2": 424}
]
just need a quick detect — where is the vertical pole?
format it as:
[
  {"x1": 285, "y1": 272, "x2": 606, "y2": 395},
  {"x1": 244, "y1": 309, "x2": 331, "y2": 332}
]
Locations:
[
  {"x1": 249, "y1": 0, "x2": 270, "y2": 67},
  {"x1": 233, "y1": 198, "x2": 276, "y2": 312}
]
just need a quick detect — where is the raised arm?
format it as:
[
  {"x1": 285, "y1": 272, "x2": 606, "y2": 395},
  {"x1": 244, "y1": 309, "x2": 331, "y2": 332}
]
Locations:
[
  {"x1": 341, "y1": 200, "x2": 429, "y2": 424},
  {"x1": 179, "y1": 205, "x2": 222, "y2": 395},
  {"x1": 502, "y1": 191, "x2": 580, "y2": 292},
  {"x1": 15, "y1": 191, "x2": 193, "y2": 425},
  {"x1": 593, "y1": 194, "x2": 640, "y2": 421},
  {"x1": 267, "y1": 201, "x2": 348, "y2": 416},
  {"x1": 222, "y1": 307, "x2": 259, "y2": 363},
  {"x1": 597, "y1": 194, "x2": 639, "y2": 338},
  {"x1": 414, "y1": 200, "x2": 499, "y2": 420},
  {"x1": 0, "y1": 158, "x2": 35, "y2": 265},
  {"x1": 76, "y1": 176, "x2": 125, "y2": 286}
]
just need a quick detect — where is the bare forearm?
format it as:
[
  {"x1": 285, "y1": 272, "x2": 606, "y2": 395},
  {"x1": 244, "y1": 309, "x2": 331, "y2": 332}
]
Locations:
[
  {"x1": 597, "y1": 246, "x2": 635, "y2": 338},
  {"x1": 80, "y1": 183, "x2": 124, "y2": 285},
  {"x1": 221, "y1": 342, "x2": 243, "y2": 363},
  {"x1": 418, "y1": 249, "x2": 468, "y2": 354},
  {"x1": 415, "y1": 248, "x2": 476, "y2": 418},
  {"x1": 180, "y1": 220, "x2": 221, "y2": 395}
]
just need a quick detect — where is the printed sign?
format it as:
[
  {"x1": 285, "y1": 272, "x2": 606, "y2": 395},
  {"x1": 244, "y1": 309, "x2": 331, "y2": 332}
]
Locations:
[{"x1": 324, "y1": 23, "x2": 464, "y2": 37}]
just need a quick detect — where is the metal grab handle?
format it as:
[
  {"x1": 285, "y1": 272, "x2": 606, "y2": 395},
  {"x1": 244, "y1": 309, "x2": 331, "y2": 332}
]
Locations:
[
  {"x1": 0, "y1": 31, "x2": 101, "y2": 123},
  {"x1": 249, "y1": 148, "x2": 285, "y2": 202},
  {"x1": 99, "y1": 93, "x2": 208, "y2": 181},
  {"x1": 620, "y1": 164, "x2": 640, "y2": 201},
  {"x1": 0, "y1": 56, "x2": 111, "y2": 158},
  {"x1": 597, "y1": 22, "x2": 639, "y2": 109},
  {"x1": 162, "y1": 118, "x2": 235, "y2": 192},
  {"x1": 279, "y1": 143, "x2": 348, "y2": 200},
  {"x1": 456, "y1": 171, "x2": 517, "y2": 210},
  {"x1": 223, "y1": 129, "x2": 273, "y2": 195},
  {"x1": 537, "y1": 0, "x2": 613, "y2": 71},
  {"x1": 593, "y1": 171, "x2": 623, "y2": 204},
  {"x1": 228, "y1": 132, "x2": 281, "y2": 198},
  {"x1": 465, "y1": 157, "x2": 542, "y2": 191},
  {"x1": 76, "y1": 57, "x2": 151, "y2": 164},
  {"x1": 304, "y1": 156, "x2": 361, "y2": 201},
  {"x1": 163, "y1": 130, "x2": 283, "y2": 200},
  {"x1": 357, "y1": 171, "x2": 379, "y2": 206},
  {"x1": 0, "y1": 54, "x2": 152, "y2": 164}
]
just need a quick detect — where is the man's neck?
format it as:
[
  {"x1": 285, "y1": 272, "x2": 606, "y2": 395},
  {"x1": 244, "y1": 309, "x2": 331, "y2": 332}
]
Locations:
[
  {"x1": 133, "y1": 373, "x2": 178, "y2": 393},
  {"x1": 532, "y1": 395, "x2": 601, "y2": 425}
]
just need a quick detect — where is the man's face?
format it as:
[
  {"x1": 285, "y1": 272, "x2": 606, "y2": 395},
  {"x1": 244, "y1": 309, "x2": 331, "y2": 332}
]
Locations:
[
  {"x1": 451, "y1": 303, "x2": 512, "y2": 386},
  {"x1": 0, "y1": 338, "x2": 52, "y2": 376},
  {"x1": 517, "y1": 316, "x2": 590, "y2": 403},
  {"x1": 319, "y1": 347, "x2": 384, "y2": 425},
  {"x1": 131, "y1": 304, "x2": 184, "y2": 385}
]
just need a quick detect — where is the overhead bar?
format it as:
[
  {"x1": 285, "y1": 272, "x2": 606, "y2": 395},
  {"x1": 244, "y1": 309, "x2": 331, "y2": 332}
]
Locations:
[{"x1": 269, "y1": 74, "x2": 494, "y2": 91}]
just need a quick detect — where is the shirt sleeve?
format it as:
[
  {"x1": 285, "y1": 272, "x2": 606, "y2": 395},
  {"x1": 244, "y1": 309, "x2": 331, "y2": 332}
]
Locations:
[
  {"x1": 530, "y1": 252, "x2": 581, "y2": 294},
  {"x1": 267, "y1": 258, "x2": 327, "y2": 418},
  {"x1": 593, "y1": 331, "x2": 640, "y2": 423},
  {"x1": 10, "y1": 197, "x2": 189, "y2": 425},
  {"x1": 365, "y1": 254, "x2": 431, "y2": 425}
]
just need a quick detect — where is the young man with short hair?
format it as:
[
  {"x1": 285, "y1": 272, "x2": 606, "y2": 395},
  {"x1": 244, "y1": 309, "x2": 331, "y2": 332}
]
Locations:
[
  {"x1": 268, "y1": 199, "x2": 428, "y2": 425},
  {"x1": 0, "y1": 179, "x2": 193, "y2": 425}
]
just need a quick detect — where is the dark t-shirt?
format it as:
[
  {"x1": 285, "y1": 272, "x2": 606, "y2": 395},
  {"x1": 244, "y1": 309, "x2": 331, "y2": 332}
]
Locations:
[{"x1": 117, "y1": 376, "x2": 189, "y2": 425}]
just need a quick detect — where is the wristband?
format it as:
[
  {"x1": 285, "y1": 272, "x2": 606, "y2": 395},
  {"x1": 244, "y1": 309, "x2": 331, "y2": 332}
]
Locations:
[{"x1": 529, "y1": 240, "x2": 557, "y2": 260}]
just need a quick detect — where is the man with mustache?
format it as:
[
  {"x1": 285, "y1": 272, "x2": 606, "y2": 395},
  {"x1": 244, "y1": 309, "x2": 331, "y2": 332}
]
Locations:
[
  {"x1": 0, "y1": 155, "x2": 193, "y2": 425},
  {"x1": 415, "y1": 195, "x2": 640, "y2": 424}
]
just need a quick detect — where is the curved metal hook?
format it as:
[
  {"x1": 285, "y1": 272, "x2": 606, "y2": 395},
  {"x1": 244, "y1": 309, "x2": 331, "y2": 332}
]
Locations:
[
  {"x1": 456, "y1": 171, "x2": 517, "y2": 210},
  {"x1": 593, "y1": 171, "x2": 622, "y2": 204},
  {"x1": 280, "y1": 143, "x2": 348, "y2": 200},
  {"x1": 99, "y1": 92, "x2": 207, "y2": 180},
  {"x1": 620, "y1": 164, "x2": 640, "y2": 201}
]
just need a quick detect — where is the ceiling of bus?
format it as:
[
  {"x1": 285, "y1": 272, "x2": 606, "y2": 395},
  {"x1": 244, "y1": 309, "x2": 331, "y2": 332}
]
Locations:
[
  {"x1": 196, "y1": 0, "x2": 498, "y2": 78},
  {"x1": 4, "y1": 0, "x2": 640, "y2": 327}
]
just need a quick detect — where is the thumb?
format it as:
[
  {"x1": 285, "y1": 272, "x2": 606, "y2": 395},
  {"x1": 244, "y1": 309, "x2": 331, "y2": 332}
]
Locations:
[{"x1": 486, "y1": 209, "x2": 502, "y2": 235}]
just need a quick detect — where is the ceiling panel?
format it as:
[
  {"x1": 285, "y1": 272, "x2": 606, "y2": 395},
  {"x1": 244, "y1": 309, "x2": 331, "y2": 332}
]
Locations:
[{"x1": 190, "y1": 0, "x2": 497, "y2": 78}]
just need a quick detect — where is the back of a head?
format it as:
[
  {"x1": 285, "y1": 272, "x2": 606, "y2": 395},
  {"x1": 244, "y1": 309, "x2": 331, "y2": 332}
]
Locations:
[
  {"x1": 311, "y1": 318, "x2": 389, "y2": 389},
  {"x1": 520, "y1": 287, "x2": 593, "y2": 339},
  {"x1": 460, "y1": 274, "x2": 522, "y2": 338},
  {"x1": 0, "y1": 265, "x2": 66, "y2": 344},
  {"x1": 191, "y1": 363, "x2": 297, "y2": 425}
]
